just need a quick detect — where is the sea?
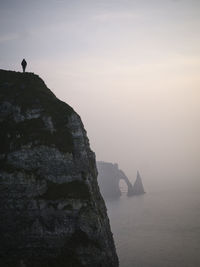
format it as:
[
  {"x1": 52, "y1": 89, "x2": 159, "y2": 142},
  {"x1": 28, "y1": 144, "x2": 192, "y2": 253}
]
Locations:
[{"x1": 106, "y1": 188, "x2": 200, "y2": 267}]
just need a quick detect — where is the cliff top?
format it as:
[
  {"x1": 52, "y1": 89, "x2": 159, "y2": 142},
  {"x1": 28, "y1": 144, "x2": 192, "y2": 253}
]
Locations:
[
  {"x1": 0, "y1": 69, "x2": 73, "y2": 112},
  {"x1": 0, "y1": 69, "x2": 76, "y2": 153}
]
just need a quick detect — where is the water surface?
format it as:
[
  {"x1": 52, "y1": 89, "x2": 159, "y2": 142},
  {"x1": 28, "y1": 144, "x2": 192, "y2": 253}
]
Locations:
[{"x1": 106, "y1": 190, "x2": 200, "y2": 267}]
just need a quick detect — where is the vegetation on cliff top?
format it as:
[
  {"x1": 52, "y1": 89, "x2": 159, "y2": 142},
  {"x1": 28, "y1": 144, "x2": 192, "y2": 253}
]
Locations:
[{"x1": 0, "y1": 70, "x2": 75, "y2": 153}]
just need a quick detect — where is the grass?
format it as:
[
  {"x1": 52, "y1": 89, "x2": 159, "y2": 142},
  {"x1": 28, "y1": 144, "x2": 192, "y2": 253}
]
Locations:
[{"x1": 0, "y1": 69, "x2": 75, "y2": 153}]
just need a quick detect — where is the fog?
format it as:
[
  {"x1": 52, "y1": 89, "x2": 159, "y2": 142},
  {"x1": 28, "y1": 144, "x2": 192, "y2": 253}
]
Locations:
[{"x1": 1, "y1": 0, "x2": 200, "y2": 191}]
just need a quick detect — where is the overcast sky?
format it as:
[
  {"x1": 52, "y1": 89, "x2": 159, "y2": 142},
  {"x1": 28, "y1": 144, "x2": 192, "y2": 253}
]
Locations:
[{"x1": 1, "y1": 0, "x2": 200, "y2": 190}]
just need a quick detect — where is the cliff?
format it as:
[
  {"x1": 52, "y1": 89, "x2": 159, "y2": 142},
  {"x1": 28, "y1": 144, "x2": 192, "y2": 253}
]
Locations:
[
  {"x1": 0, "y1": 70, "x2": 118, "y2": 267},
  {"x1": 97, "y1": 161, "x2": 134, "y2": 198}
]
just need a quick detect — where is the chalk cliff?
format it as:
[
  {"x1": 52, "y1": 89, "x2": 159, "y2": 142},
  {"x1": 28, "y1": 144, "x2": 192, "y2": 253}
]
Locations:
[
  {"x1": 0, "y1": 70, "x2": 118, "y2": 267},
  {"x1": 97, "y1": 161, "x2": 134, "y2": 198}
]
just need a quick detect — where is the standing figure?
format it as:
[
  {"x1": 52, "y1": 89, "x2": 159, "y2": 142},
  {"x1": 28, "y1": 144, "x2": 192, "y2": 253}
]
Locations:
[{"x1": 21, "y1": 59, "x2": 27, "y2": 73}]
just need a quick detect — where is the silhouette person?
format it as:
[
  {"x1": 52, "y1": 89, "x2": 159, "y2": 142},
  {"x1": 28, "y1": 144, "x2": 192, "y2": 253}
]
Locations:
[{"x1": 21, "y1": 59, "x2": 27, "y2": 73}]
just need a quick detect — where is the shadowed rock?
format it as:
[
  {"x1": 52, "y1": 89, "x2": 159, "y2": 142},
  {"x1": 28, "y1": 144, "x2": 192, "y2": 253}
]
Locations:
[{"x1": 0, "y1": 70, "x2": 118, "y2": 267}]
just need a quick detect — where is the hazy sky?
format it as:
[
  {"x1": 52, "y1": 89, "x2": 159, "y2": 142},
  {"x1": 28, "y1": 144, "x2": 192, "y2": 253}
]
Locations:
[{"x1": 1, "y1": 0, "x2": 200, "y2": 190}]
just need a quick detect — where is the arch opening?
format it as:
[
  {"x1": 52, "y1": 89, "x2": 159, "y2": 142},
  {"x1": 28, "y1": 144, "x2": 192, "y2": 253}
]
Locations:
[{"x1": 119, "y1": 179, "x2": 128, "y2": 194}]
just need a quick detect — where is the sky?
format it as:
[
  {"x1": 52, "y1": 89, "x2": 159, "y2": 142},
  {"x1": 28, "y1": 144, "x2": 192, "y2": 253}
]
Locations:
[{"x1": 0, "y1": 0, "x2": 200, "y2": 190}]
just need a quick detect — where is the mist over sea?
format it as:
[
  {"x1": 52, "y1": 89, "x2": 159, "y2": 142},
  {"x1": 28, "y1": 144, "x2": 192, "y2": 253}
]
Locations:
[{"x1": 106, "y1": 185, "x2": 200, "y2": 267}]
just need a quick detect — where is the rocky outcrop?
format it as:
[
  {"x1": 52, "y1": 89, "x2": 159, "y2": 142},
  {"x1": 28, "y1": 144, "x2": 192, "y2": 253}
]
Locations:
[
  {"x1": 132, "y1": 171, "x2": 145, "y2": 195},
  {"x1": 97, "y1": 161, "x2": 134, "y2": 198},
  {"x1": 97, "y1": 162, "x2": 121, "y2": 198},
  {"x1": 0, "y1": 70, "x2": 118, "y2": 267}
]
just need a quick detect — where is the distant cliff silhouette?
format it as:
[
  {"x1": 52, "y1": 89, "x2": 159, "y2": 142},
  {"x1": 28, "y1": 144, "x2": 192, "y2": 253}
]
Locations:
[
  {"x1": 97, "y1": 162, "x2": 146, "y2": 199},
  {"x1": 97, "y1": 161, "x2": 134, "y2": 198}
]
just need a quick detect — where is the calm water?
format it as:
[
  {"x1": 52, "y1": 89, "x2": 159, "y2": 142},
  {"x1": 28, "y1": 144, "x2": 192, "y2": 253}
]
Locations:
[{"x1": 106, "y1": 190, "x2": 200, "y2": 267}]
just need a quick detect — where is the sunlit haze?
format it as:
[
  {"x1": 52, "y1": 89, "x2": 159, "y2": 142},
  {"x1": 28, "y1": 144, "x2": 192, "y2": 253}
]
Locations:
[{"x1": 1, "y1": 0, "x2": 200, "y2": 191}]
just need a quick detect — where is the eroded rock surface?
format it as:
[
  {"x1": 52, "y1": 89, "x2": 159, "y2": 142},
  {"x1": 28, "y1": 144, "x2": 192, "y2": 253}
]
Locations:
[{"x1": 0, "y1": 70, "x2": 118, "y2": 267}]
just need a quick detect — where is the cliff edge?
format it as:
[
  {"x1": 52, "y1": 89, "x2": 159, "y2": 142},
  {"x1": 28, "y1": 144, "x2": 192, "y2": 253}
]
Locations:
[{"x1": 0, "y1": 70, "x2": 118, "y2": 267}]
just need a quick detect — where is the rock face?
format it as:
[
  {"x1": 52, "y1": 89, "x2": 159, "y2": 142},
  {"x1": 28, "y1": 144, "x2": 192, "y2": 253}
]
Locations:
[
  {"x1": 132, "y1": 171, "x2": 145, "y2": 195},
  {"x1": 97, "y1": 161, "x2": 134, "y2": 199},
  {"x1": 0, "y1": 70, "x2": 118, "y2": 267}
]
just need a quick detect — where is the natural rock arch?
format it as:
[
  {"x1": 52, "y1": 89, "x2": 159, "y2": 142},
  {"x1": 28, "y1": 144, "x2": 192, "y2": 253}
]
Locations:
[
  {"x1": 97, "y1": 162, "x2": 134, "y2": 198},
  {"x1": 117, "y1": 168, "x2": 134, "y2": 196}
]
